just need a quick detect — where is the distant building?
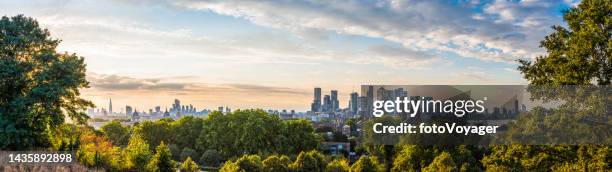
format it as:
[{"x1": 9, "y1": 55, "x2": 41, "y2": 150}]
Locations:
[
  {"x1": 126, "y1": 105, "x2": 133, "y2": 116},
  {"x1": 108, "y1": 98, "x2": 113, "y2": 114},
  {"x1": 311, "y1": 87, "x2": 322, "y2": 112},
  {"x1": 349, "y1": 92, "x2": 358, "y2": 114},
  {"x1": 331, "y1": 90, "x2": 339, "y2": 112},
  {"x1": 323, "y1": 95, "x2": 331, "y2": 112}
]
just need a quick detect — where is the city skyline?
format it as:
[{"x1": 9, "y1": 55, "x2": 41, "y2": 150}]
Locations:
[{"x1": 0, "y1": 0, "x2": 578, "y2": 110}]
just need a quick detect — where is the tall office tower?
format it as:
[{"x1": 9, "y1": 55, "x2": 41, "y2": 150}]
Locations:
[
  {"x1": 126, "y1": 105, "x2": 133, "y2": 116},
  {"x1": 366, "y1": 86, "x2": 374, "y2": 119},
  {"x1": 173, "y1": 99, "x2": 181, "y2": 113},
  {"x1": 358, "y1": 96, "x2": 368, "y2": 115},
  {"x1": 108, "y1": 98, "x2": 113, "y2": 114},
  {"x1": 350, "y1": 92, "x2": 359, "y2": 113},
  {"x1": 323, "y1": 95, "x2": 331, "y2": 112},
  {"x1": 312, "y1": 87, "x2": 322, "y2": 112},
  {"x1": 330, "y1": 90, "x2": 339, "y2": 111}
]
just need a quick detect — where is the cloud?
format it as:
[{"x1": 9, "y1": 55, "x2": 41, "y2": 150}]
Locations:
[
  {"x1": 87, "y1": 72, "x2": 308, "y2": 95},
  {"x1": 363, "y1": 45, "x2": 439, "y2": 67},
  {"x1": 87, "y1": 73, "x2": 194, "y2": 90},
  {"x1": 171, "y1": 0, "x2": 571, "y2": 62}
]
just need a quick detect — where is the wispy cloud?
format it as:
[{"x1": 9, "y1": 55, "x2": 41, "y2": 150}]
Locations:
[{"x1": 171, "y1": 0, "x2": 569, "y2": 62}]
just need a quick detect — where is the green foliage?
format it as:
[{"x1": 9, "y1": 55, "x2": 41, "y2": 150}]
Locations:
[
  {"x1": 168, "y1": 144, "x2": 181, "y2": 161},
  {"x1": 290, "y1": 150, "x2": 328, "y2": 172},
  {"x1": 220, "y1": 154, "x2": 263, "y2": 172},
  {"x1": 0, "y1": 15, "x2": 94, "y2": 150},
  {"x1": 171, "y1": 116, "x2": 203, "y2": 150},
  {"x1": 482, "y1": 145, "x2": 610, "y2": 171},
  {"x1": 325, "y1": 159, "x2": 350, "y2": 172},
  {"x1": 125, "y1": 134, "x2": 151, "y2": 171},
  {"x1": 422, "y1": 152, "x2": 456, "y2": 172},
  {"x1": 284, "y1": 119, "x2": 320, "y2": 153},
  {"x1": 392, "y1": 145, "x2": 435, "y2": 172},
  {"x1": 262, "y1": 155, "x2": 292, "y2": 172},
  {"x1": 518, "y1": 0, "x2": 611, "y2": 85},
  {"x1": 351, "y1": 155, "x2": 384, "y2": 172},
  {"x1": 197, "y1": 110, "x2": 319, "y2": 158},
  {"x1": 493, "y1": 1, "x2": 612, "y2": 171},
  {"x1": 101, "y1": 120, "x2": 130, "y2": 147},
  {"x1": 75, "y1": 127, "x2": 126, "y2": 171},
  {"x1": 49, "y1": 124, "x2": 82, "y2": 151},
  {"x1": 146, "y1": 142, "x2": 176, "y2": 172},
  {"x1": 180, "y1": 157, "x2": 200, "y2": 172},
  {"x1": 133, "y1": 119, "x2": 173, "y2": 151},
  {"x1": 180, "y1": 147, "x2": 198, "y2": 162},
  {"x1": 200, "y1": 149, "x2": 222, "y2": 167}
]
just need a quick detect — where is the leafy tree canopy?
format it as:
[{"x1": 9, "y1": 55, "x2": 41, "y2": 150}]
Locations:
[{"x1": 0, "y1": 15, "x2": 93, "y2": 150}]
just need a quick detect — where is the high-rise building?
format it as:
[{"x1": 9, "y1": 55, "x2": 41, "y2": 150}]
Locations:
[
  {"x1": 349, "y1": 92, "x2": 359, "y2": 113},
  {"x1": 366, "y1": 86, "x2": 374, "y2": 119},
  {"x1": 311, "y1": 87, "x2": 322, "y2": 112},
  {"x1": 108, "y1": 98, "x2": 113, "y2": 114},
  {"x1": 173, "y1": 99, "x2": 181, "y2": 113},
  {"x1": 125, "y1": 105, "x2": 133, "y2": 116},
  {"x1": 330, "y1": 90, "x2": 339, "y2": 112},
  {"x1": 323, "y1": 95, "x2": 331, "y2": 112}
]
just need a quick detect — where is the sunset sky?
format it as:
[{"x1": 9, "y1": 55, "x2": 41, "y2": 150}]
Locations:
[{"x1": 0, "y1": 0, "x2": 579, "y2": 111}]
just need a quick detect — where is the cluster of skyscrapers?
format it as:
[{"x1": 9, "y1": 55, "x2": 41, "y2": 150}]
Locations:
[{"x1": 311, "y1": 88, "x2": 341, "y2": 113}]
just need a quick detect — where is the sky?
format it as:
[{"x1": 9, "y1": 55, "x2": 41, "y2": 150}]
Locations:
[{"x1": 0, "y1": 0, "x2": 580, "y2": 112}]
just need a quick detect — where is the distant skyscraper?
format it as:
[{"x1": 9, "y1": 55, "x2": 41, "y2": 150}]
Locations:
[
  {"x1": 312, "y1": 87, "x2": 322, "y2": 112},
  {"x1": 173, "y1": 99, "x2": 181, "y2": 113},
  {"x1": 108, "y1": 98, "x2": 113, "y2": 114},
  {"x1": 330, "y1": 90, "x2": 339, "y2": 112},
  {"x1": 125, "y1": 105, "x2": 133, "y2": 116},
  {"x1": 323, "y1": 95, "x2": 331, "y2": 112},
  {"x1": 366, "y1": 86, "x2": 374, "y2": 119},
  {"x1": 349, "y1": 92, "x2": 359, "y2": 113}
]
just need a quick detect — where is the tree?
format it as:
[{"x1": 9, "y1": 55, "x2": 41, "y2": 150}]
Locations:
[
  {"x1": 351, "y1": 156, "x2": 384, "y2": 172},
  {"x1": 0, "y1": 15, "x2": 94, "y2": 150},
  {"x1": 171, "y1": 116, "x2": 203, "y2": 150},
  {"x1": 168, "y1": 144, "x2": 181, "y2": 161},
  {"x1": 290, "y1": 150, "x2": 328, "y2": 172},
  {"x1": 75, "y1": 127, "x2": 126, "y2": 171},
  {"x1": 180, "y1": 147, "x2": 198, "y2": 162},
  {"x1": 197, "y1": 110, "x2": 319, "y2": 159},
  {"x1": 180, "y1": 157, "x2": 200, "y2": 172},
  {"x1": 133, "y1": 119, "x2": 173, "y2": 151},
  {"x1": 484, "y1": 1, "x2": 612, "y2": 171},
  {"x1": 391, "y1": 145, "x2": 435, "y2": 172},
  {"x1": 422, "y1": 152, "x2": 456, "y2": 172},
  {"x1": 325, "y1": 159, "x2": 350, "y2": 172},
  {"x1": 146, "y1": 141, "x2": 176, "y2": 172},
  {"x1": 220, "y1": 154, "x2": 263, "y2": 172},
  {"x1": 199, "y1": 149, "x2": 222, "y2": 167},
  {"x1": 518, "y1": 0, "x2": 611, "y2": 85},
  {"x1": 125, "y1": 134, "x2": 151, "y2": 171},
  {"x1": 101, "y1": 120, "x2": 130, "y2": 147},
  {"x1": 283, "y1": 119, "x2": 319, "y2": 154},
  {"x1": 262, "y1": 155, "x2": 292, "y2": 172}
]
